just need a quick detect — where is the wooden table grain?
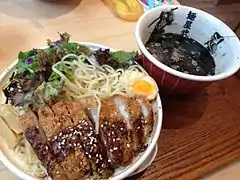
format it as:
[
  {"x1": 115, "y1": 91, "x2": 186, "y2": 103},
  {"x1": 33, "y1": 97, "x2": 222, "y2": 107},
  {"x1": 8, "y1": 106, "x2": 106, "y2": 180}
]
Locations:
[{"x1": 0, "y1": 0, "x2": 239, "y2": 180}]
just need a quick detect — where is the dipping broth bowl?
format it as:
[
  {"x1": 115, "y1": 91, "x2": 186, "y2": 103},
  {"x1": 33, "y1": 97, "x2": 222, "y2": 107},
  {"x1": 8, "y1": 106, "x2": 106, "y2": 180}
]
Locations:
[{"x1": 135, "y1": 5, "x2": 240, "y2": 94}]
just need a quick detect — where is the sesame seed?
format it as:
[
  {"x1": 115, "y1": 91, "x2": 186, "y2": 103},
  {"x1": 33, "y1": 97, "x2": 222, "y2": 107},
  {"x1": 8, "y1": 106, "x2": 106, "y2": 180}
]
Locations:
[
  {"x1": 101, "y1": 124, "x2": 104, "y2": 128},
  {"x1": 45, "y1": 146, "x2": 48, "y2": 150},
  {"x1": 101, "y1": 164, "x2": 104, "y2": 168},
  {"x1": 108, "y1": 159, "x2": 111, "y2": 162},
  {"x1": 85, "y1": 152, "x2": 89, "y2": 155},
  {"x1": 110, "y1": 149, "x2": 113, "y2": 152},
  {"x1": 116, "y1": 138, "x2": 120, "y2": 141},
  {"x1": 96, "y1": 154, "x2": 99, "y2": 157},
  {"x1": 113, "y1": 147, "x2": 118, "y2": 150},
  {"x1": 89, "y1": 155, "x2": 92, "y2": 158},
  {"x1": 90, "y1": 146, "x2": 94, "y2": 152},
  {"x1": 96, "y1": 159, "x2": 99, "y2": 163},
  {"x1": 59, "y1": 132, "x2": 62, "y2": 136},
  {"x1": 112, "y1": 124, "x2": 115, "y2": 127},
  {"x1": 69, "y1": 134, "x2": 73, "y2": 137},
  {"x1": 73, "y1": 143, "x2": 76, "y2": 147},
  {"x1": 113, "y1": 139, "x2": 115, "y2": 142},
  {"x1": 48, "y1": 138, "x2": 51, "y2": 141},
  {"x1": 120, "y1": 128, "x2": 124, "y2": 131},
  {"x1": 72, "y1": 137, "x2": 76, "y2": 140},
  {"x1": 56, "y1": 171, "x2": 59, "y2": 174},
  {"x1": 54, "y1": 136, "x2": 57, "y2": 140},
  {"x1": 127, "y1": 143, "x2": 130, "y2": 148},
  {"x1": 137, "y1": 126, "x2": 140, "y2": 129}
]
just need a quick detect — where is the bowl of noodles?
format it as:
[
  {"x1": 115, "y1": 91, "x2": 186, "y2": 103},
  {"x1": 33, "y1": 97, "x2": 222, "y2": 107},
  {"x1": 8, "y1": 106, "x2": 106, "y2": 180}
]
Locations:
[{"x1": 0, "y1": 33, "x2": 162, "y2": 180}]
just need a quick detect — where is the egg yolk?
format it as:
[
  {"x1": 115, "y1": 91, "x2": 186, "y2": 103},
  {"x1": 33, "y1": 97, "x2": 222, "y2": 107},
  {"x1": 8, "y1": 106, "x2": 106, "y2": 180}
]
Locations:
[{"x1": 131, "y1": 80, "x2": 153, "y2": 96}]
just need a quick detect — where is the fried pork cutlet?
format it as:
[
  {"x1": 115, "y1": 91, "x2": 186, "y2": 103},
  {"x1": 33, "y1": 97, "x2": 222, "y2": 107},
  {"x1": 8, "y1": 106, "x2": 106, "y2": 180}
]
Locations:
[
  {"x1": 19, "y1": 96, "x2": 154, "y2": 180},
  {"x1": 38, "y1": 103, "x2": 90, "y2": 180},
  {"x1": 66, "y1": 101, "x2": 113, "y2": 179},
  {"x1": 19, "y1": 111, "x2": 68, "y2": 180},
  {"x1": 111, "y1": 95, "x2": 144, "y2": 153},
  {"x1": 99, "y1": 99, "x2": 134, "y2": 168},
  {"x1": 136, "y1": 96, "x2": 154, "y2": 142}
]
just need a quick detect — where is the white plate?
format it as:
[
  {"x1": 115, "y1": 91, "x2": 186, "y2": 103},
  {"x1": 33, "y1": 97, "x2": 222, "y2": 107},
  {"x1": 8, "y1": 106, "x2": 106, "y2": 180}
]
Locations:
[
  {"x1": 0, "y1": 42, "x2": 163, "y2": 180},
  {"x1": 129, "y1": 145, "x2": 158, "y2": 177}
]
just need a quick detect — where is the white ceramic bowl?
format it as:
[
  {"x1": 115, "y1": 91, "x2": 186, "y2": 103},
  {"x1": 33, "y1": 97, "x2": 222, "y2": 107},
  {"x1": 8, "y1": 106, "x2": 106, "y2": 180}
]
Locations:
[
  {"x1": 0, "y1": 42, "x2": 163, "y2": 180},
  {"x1": 135, "y1": 5, "x2": 240, "y2": 94}
]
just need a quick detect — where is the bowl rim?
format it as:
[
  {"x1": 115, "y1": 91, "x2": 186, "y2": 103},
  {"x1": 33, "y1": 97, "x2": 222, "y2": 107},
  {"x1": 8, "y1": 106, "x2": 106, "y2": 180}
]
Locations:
[
  {"x1": 0, "y1": 42, "x2": 163, "y2": 180},
  {"x1": 135, "y1": 5, "x2": 240, "y2": 82}
]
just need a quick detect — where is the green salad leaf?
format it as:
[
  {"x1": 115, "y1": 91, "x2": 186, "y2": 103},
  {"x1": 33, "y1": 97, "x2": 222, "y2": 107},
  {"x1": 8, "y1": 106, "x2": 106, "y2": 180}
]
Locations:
[
  {"x1": 23, "y1": 80, "x2": 63, "y2": 109},
  {"x1": 17, "y1": 61, "x2": 38, "y2": 74},
  {"x1": 42, "y1": 80, "x2": 63, "y2": 101},
  {"x1": 18, "y1": 50, "x2": 35, "y2": 63},
  {"x1": 94, "y1": 49, "x2": 138, "y2": 69},
  {"x1": 48, "y1": 63, "x2": 74, "y2": 81},
  {"x1": 16, "y1": 50, "x2": 37, "y2": 74},
  {"x1": 61, "y1": 42, "x2": 79, "y2": 55},
  {"x1": 110, "y1": 51, "x2": 138, "y2": 64},
  {"x1": 61, "y1": 42, "x2": 93, "y2": 56}
]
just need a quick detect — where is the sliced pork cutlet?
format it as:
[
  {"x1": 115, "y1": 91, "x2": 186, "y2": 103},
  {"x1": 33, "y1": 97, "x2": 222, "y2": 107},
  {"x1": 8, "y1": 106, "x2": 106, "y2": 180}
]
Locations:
[
  {"x1": 38, "y1": 104, "x2": 90, "y2": 180},
  {"x1": 66, "y1": 101, "x2": 113, "y2": 179},
  {"x1": 99, "y1": 99, "x2": 134, "y2": 168},
  {"x1": 112, "y1": 95, "x2": 145, "y2": 153},
  {"x1": 20, "y1": 110, "x2": 68, "y2": 180},
  {"x1": 80, "y1": 97, "x2": 99, "y2": 129},
  {"x1": 136, "y1": 96, "x2": 154, "y2": 143}
]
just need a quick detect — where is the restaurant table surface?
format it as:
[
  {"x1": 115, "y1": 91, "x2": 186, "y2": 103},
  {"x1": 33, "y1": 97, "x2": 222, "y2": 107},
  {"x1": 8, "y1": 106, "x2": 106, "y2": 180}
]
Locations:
[{"x1": 0, "y1": 0, "x2": 239, "y2": 180}]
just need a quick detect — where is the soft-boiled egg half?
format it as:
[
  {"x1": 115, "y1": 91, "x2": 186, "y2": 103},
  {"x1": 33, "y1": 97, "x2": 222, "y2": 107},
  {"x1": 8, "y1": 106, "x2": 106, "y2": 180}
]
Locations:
[{"x1": 119, "y1": 71, "x2": 158, "y2": 100}]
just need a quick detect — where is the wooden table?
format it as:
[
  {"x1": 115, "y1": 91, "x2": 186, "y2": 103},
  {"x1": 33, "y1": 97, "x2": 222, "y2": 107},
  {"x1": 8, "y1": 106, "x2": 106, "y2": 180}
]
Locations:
[{"x1": 0, "y1": 0, "x2": 239, "y2": 180}]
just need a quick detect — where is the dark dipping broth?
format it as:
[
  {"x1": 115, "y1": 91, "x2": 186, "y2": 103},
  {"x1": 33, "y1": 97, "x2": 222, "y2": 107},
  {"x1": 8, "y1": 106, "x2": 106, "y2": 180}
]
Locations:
[{"x1": 145, "y1": 33, "x2": 216, "y2": 76}]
